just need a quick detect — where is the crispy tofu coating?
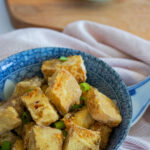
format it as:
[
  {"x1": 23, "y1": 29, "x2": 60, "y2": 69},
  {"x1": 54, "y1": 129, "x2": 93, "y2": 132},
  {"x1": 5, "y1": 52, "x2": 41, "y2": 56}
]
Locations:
[
  {"x1": 63, "y1": 124, "x2": 101, "y2": 150},
  {"x1": 86, "y1": 87, "x2": 122, "y2": 127},
  {"x1": 90, "y1": 122, "x2": 112, "y2": 150},
  {"x1": 0, "y1": 106, "x2": 22, "y2": 134},
  {"x1": 13, "y1": 76, "x2": 43, "y2": 97},
  {"x1": 46, "y1": 69, "x2": 82, "y2": 115},
  {"x1": 63, "y1": 107, "x2": 94, "y2": 128},
  {"x1": 42, "y1": 55, "x2": 87, "y2": 83},
  {"x1": 0, "y1": 97, "x2": 24, "y2": 115},
  {"x1": 1, "y1": 77, "x2": 43, "y2": 116},
  {"x1": 0, "y1": 131, "x2": 18, "y2": 146},
  {"x1": 22, "y1": 122, "x2": 35, "y2": 149},
  {"x1": 21, "y1": 87, "x2": 59, "y2": 126},
  {"x1": 28, "y1": 125, "x2": 63, "y2": 150},
  {"x1": 6, "y1": 97, "x2": 24, "y2": 115},
  {"x1": 10, "y1": 98, "x2": 24, "y2": 114},
  {"x1": 12, "y1": 139, "x2": 25, "y2": 150}
]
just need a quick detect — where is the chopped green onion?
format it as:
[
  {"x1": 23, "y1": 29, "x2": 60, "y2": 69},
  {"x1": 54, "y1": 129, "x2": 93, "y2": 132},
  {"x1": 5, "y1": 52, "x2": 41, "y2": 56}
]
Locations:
[
  {"x1": 80, "y1": 82, "x2": 90, "y2": 93},
  {"x1": 27, "y1": 89, "x2": 33, "y2": 93},
  {"x1": 59, "y1": 56, "x2": 68, "y2": 61},
  {"x1": 62, "y1": 130, "x2": 67, "y2": 137},
  {"x1": 21, "y1": 111, "x2": 32, "y2": 124},
  {"x1": 70, "y1": 104, "x2": 82, "y2": 112},
  {"x1": 1, "y1": 141, "x2": 11, "y2": 150},
  {"x1": 54, "y1": 121, "x2": 66, "y2": 130},
  {"x1": 80, "y1": 96, "x2": 87, "y2": 105},
  {"x1": 80, "y1": 96, "x2": 86, "y2": 101}
]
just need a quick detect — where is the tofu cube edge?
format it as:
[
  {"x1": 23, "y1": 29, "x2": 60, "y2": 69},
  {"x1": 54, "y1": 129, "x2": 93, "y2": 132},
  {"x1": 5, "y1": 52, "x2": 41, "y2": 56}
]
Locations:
[
  {"x1": 46, "y1": 69, "x2": 82, "y2": 115},
  {"x1": 21, "y1": 87, "x2": 59, "y2": 126}
]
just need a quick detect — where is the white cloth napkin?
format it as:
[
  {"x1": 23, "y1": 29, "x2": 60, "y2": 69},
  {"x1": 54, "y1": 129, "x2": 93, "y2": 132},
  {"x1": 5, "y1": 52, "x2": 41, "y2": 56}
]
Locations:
[{"x1": 0, "y1": 20, "x2": 150, "y2": 149}]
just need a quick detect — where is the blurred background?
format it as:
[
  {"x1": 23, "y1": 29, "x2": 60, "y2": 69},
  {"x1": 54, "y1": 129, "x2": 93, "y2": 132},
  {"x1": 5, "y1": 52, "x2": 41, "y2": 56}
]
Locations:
[
  {"x1": 0, "y1": 0, "x2": 14, "y2": 34},
  {"x1": 0, "y1": 0, "x2": 150, "y2": 40}
]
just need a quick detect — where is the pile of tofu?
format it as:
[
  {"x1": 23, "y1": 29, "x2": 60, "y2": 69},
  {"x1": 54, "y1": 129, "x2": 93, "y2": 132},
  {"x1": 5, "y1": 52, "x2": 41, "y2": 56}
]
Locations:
[{"x1": 0, "y1": 55, "x2": 122, "y2": 150}]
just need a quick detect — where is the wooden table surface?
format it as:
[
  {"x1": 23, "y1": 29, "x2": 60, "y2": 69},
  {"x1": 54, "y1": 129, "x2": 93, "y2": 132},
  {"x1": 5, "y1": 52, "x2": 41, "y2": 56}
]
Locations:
[{"x1": 6, "y1": 0, "x2": 150, "y2": 40}]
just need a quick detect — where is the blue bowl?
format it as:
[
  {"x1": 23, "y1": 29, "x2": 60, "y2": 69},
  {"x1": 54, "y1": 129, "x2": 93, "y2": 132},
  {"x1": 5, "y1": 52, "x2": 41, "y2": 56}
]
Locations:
[{"x1": 0, "y1": 47, "x2": 132, "y2": 150}]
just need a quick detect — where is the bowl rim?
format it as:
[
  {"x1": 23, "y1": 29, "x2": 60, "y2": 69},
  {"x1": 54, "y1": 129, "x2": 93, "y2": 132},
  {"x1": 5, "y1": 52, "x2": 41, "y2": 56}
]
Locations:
[{"x1": 0, "y1": 47, "x2": 132, "y2": 149}]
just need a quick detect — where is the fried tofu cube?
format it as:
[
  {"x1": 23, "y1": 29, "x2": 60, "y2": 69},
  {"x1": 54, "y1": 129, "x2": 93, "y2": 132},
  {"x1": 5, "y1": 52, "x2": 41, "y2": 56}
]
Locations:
[
  {"x1": 22, "y1": 122, "x2": 35, "y2": 149},
  {"x1": 90, "y1": 122, "x2": 112, "y2": 150},
  {"x1": 42, "y1": 55, "x2": 87, "y2": 83},
  {"x1": 9, "y1": 98, "x2": 24, "y2": 114},
  {"x1": 86, "y1": 87, "x2": 122, "y2": 127},
  {"x1": 63, "y1": 107, "x2": 94, "y2": 128},
  {"x1": 3, "y1": 78, "x2": 43, "y2": 115},
  {"x1": 0, "y1": 106, "x2": 22, "y2": 134},
  {"x1": 45, "y1": 69, "x2": 82, "y2": 115},
  {"x1": 63, "y1": 124, "x2": 100, "y2": 150},
  {"x1": 12, "y1": 139, "x2": 24, "y2": 150},
  {"x1": 0, "y1": 131, "x2": 18, "y2": 146},
  {"x1": 10, "y1": 98, "x2": 24, "y2": 114},
  {"x1": 1, "y1": 97, "x2": 24, "y2": 115},
  {"x1": 13, "y1": 76, "x2": 43, "y2": 97},
  {"x1": 21, "y1": 87, "x2": 59, "y2": 126},
  {"x1": 28, "y1": 125, "x2": 63, "y2": 150}
]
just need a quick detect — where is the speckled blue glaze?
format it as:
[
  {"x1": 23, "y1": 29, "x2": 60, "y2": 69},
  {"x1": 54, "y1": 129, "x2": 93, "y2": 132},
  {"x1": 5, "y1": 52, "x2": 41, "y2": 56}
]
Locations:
[{"x1": 0, "y1": 47, "x2": 132, "y2": 150}]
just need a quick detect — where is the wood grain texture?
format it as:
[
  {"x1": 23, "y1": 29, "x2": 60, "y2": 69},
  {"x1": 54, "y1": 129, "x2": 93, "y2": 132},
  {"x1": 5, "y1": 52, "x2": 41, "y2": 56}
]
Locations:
[{"x1": 6, "y1": 0, "x2": 150, "y2": 40}]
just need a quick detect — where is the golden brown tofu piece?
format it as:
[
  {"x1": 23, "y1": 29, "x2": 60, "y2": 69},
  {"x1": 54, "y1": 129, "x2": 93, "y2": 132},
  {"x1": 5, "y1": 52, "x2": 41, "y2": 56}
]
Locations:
[
  {"x1": 12, "y1": 139, "x2": 25, "y2": 150},
  {"x1": 13, "y1": 76, "x2": 43, "y2": 97},
  {"x1": 46, "y1": 69, "x2": 82, "y2": 115},
  {"x1": 63, "y1": 124, "x2": 100, "y2": 150},
  {"x1": 42, "y1": 55, "x2": 87, "y2": 83},
  {"x1": 63, "y1": 107, "x2": 94, "y2": 128},
  {"x1": 0, "y1": 97, "x2": 24, "y2": 115},
  {"x1": 90, "y1": 122, "x2": 112, "y2": 150},
  {"x1": 10, "y1": 98, "x2": 24, "y2": 115},
  {"x1": 86, "y1": 87, "x2": 122, "y2": 127},
  {"x1": 28, "y1": 125, "x2": 63, "y2": 150},
  {"x1": 21, "y1": 87, "x2": 59, "y2": 126},
  {"x1": 0, "y1": 131, "x2": 18, "y2": 146},
  {"x1": 22, "y1": 122, "x2": 35, "y2": 149},
  {"x1": 10, "y1": 98, "x2": 24, "y2": 114},
  {"x1": 0, "y1": 106, "x2": 22, "y2": 134}
]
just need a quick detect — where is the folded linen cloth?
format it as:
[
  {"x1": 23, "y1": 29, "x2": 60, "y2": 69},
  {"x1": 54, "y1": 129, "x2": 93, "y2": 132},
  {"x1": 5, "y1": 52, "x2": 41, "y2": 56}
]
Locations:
[{"x1": 0, "y1": 20, "x2": 150, "y2": 149}]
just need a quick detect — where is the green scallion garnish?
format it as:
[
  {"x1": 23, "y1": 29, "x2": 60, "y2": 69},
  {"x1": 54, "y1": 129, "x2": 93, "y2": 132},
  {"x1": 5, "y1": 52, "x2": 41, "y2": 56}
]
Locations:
[
  {"x1": 79, "y1": 82, "x2": 90, "y2": 93},
  {"x1": 62, "y1": 130, "x2": 67, "y2": 137},
  {"x1": 1, "y1": 141, "x2": 11, "y2": 150},
  {"x1": 59, "y1": 56, "x2": 68, "y2": 61},
  {"x1": 80, "y1": 96, "x2": 87, "y2": 105},
  {"x1": 27, "y1": 89, "x2": 33, "y2": 93},
  {"x1": 54, "y1": 121, "x2": 66, "y2": 130},
  {"x1": 21, "y1": 111, "x2": 32, "y2": 124},
  {"x1": 70, "y1": 104, "x2": 82, "y2": 112}
]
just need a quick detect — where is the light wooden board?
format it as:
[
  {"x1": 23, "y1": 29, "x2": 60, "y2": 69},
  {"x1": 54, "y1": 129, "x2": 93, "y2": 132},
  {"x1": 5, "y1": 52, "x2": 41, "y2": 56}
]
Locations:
[{"x1": 6, "y1": 0, "x2": 150, "y2": 40}]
